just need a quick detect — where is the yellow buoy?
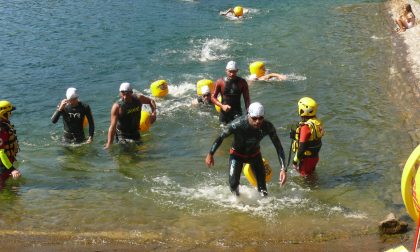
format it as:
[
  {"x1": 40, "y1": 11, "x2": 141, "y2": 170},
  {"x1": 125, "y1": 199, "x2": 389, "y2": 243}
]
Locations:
[
  {"x1": 233, "y1": 6, "x2": 243, "y2": 17},
  {"x1": 83, "y1": 116, "x2": 88, "y2": 128},
  {"x1": 196, "y1": 79, "x2": 214, "y2": 96},
  {"x1": 215, "y1": 95, "x2": 222, "y2": 113},
  {"x1": 243, "y1": 158, "x2": 273, "y2": 187},
  {"x1": 401, "y1": 144, "x2": 420, "y2": 222},
  {"x1": 249, "y1": 61, "x2": 266, "y2": 78},
  {"x1": 139, "y1": 110, "x2": 151, "y2": 132},
  {"x1": 150, "y1": 80, "x2": 169, "y2": 97}
]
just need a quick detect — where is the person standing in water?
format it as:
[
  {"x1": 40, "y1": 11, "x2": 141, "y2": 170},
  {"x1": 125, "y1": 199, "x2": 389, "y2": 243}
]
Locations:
[
  {"x1": 104, "y1": 82, "x2": 157, "y2": 149},
  {"x1": 205, "y1": 102, "x2": 287, "y2": 196},
  {"x1": 289, "y1": 97, "x2": 324, "y2": 176},
  {"x1": 211, "y1": 61, "x2": 250, "y2": 125},
  {"x1": 0, "y1": 100, "x2": 21, "y2": 189},
  {"x1": 51, "y1": 87, "x2": 94, "y2": 144}
]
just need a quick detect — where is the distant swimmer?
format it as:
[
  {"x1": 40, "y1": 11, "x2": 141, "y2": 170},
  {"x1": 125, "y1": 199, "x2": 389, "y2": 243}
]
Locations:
[
  {"x1": 289, "y1": 97, "x2": 324, "y2": 176},
  {"x1": 51, "y1": 87, "x2": 94, "y2": 144},
  {"x1": 205, "y1": 102, "x2": 287, "y2": 196},
  {"x1": 395, "y1": 4, "x2": 416, "y2": 33},
  {"x1": 211, "y1": 61, "x2": 250, "y2": 125},
  {"x1": 192, "y1": 86, "x2": 213, "y2": 106},
  {"x1": 248, "y1": 61, "x2": 287, "y2": 81},
  {"x1": 220, "y1": 6, "x2": 250, "y2": 19},
  {"x1": 0, "y1": 100, "x2": 21, "y2": 189},
  {"x1": 104, "y1": 82, "x2": 157, "y2": 149}
]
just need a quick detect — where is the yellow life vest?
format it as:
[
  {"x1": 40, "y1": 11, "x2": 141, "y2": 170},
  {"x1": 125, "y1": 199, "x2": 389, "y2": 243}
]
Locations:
[{"x1": 292, "y1": 117, "x2": 324, "y2": 157}]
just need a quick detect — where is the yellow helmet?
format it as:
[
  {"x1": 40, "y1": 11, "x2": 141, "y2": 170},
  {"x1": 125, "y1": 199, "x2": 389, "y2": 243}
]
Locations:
[
  {"x1": 0, "y1": 100, "x2": 15, "y2": 120},
  {"x1": 233, "y1": 6, "x2": 243, "y2": 17},
  {"x1": 298, "y1": 97, "x2": 317, "y2": 117}
]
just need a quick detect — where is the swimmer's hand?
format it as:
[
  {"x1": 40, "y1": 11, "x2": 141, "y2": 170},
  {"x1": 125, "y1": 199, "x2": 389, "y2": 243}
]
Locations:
[
  {"x1": 150, "y1": 111, "x2": 157, "y2": 124},
  {"x1": 279, "y1": 169, "x2": 287, "y2": 186},
  {"x1": 222, "y1": 104, "x2": 231, "y2": 112},
  {"x1": 205, "y1": 153, "x2": 214, "y2": 168},
  {"x1": 11, "y1": 169, "x2": 21, "y2": 179}
]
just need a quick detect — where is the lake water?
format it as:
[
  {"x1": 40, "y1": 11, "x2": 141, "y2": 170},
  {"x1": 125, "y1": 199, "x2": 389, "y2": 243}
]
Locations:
[{"x1": 0, "y1": 0, "x2": 416, "y2": 249}]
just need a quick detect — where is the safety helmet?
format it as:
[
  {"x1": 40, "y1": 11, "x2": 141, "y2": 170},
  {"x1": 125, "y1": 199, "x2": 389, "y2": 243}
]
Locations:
[
  {"x1": 0, "y1": 100, "x2": 15, "y2": 120},
  {"x1": 233, "y1": 6, "x2": 243, "y2": 17},
  {"x1": 298, "y1": 97, "x2": 317, "y2": 117}
]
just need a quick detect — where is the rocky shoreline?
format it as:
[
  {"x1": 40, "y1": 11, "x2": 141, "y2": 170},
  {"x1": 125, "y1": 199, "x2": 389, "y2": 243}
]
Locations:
[{"x1": 386, "y1": 0, "x2": 420, "y2": 146}]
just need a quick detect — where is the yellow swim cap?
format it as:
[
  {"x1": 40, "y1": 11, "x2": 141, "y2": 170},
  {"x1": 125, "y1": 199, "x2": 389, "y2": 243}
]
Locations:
[
  {"x1": 249, "y1": 61, "x2": 266, "y2": 78},
  {"x1": 150, "y1": 80, "x2": 169, "y2": 97},
  {"x1": 233, "y1": 6, "x2": 243, "y2": 17},
  {"x1": 196, "y1": 79, "x2": 214, "y2": 96}
]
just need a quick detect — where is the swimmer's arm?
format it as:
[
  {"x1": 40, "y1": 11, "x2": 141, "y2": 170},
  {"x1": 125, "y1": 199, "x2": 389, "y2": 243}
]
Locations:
[
  {"x1": 51, "y1": 99, "x2": 67, "y2": 123},
  {"x1": 211, "y1": 81, "x2": 223, "y2": 107},
  {"x1": 242, "y1": 82, "x2": 251, "y2": 111},
  {"x1": 220, "y1": 8, "x2": 233, "y2": 16},
  {"x1": 51, "y1": 110, "x2": 61, "y2": 123},
  {"x1": 209, "y1": 124, "x2": 233, "y2": 155},
  {"x1": 138, "y1": 94, "x2": 157, "y2": 124},
  {"x1": 104, "y1": 103, "x2": 119, "y2": 149},
  {"x1": 268, "y1": 127, "x2": 286, "y2": 171},
  {"x1": 262, "y1": 73, "x2": 287, "y2": 81},
  {"x1": 85, "y1": 105, "x2": 95, "y2": 139}
]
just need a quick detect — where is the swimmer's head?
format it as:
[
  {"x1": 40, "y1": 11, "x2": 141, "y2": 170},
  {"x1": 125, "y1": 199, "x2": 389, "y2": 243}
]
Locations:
[
  {"x1": 66, "y1": 87, "x2": 79, "y2": 100},
  {"x1": 233, "y1": 6, "x2": 243, "y2": 17},
  {"x1": 249, "y1": 61, "x2": 266, "y2": 78},
  {"x1": 119, "y1": 82, "x2": 133, "y2": 101},
  {"x1": 201, "y1": 86, "x2": 210, "y2": 96},
  {"x1": 248, "y1": 102, "x2": 265, "y2": 128},
  {"x1": 119, "y1": 82, "x2": 133, "y2": 92},
  {"x1": 226, "y1": 61, "x2": 239, "y2": 79}
]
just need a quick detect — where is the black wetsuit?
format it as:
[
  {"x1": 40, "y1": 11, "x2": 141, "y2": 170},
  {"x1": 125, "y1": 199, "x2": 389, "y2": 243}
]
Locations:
[
  {"x1": 209, "y1": 115, "x2": 286, "y2": 194},
  {"x1": 116, "y1": 96, "x2": 142, "y2": 142},
  {"x1": 51, "y1": 102, "x2": 94, "y2": 143}
]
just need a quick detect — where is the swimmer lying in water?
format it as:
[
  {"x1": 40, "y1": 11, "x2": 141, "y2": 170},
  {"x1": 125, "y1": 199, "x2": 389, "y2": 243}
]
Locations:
[
  {"x1": 248, "y1": 61, "x2": 287, "y2": 81},
  {"x1": 220, "y1": 6, "x2": 250, "y2": 18}
]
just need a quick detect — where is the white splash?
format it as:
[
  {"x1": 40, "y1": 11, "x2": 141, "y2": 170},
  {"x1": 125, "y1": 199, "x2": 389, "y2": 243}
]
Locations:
[{"x1": 189, "y1": 38, "x2": 232, "y2": 62}]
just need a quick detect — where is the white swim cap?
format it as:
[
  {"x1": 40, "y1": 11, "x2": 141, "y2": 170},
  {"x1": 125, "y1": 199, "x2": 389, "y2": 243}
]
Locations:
[
  {"x1": 226, "y1": 61, "x2": 238, "y2": 71},
  {"x1": 66, "y1": 87, "x2": 78, "y2": 100},
  {"x1": 201, "y1": 86, "x2": 210, "y2": 95},
  {"x1": 119, "y1": 82, "x2": 132, "y2": 92},
  {"x1": 248, "y1": 102, "x2": 264, "y2": 117}
]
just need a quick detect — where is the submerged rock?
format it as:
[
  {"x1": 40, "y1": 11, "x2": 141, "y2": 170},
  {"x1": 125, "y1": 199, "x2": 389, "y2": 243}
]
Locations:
[{"x1": 379, "y1": 213, "x2": 408, "y2": 235}]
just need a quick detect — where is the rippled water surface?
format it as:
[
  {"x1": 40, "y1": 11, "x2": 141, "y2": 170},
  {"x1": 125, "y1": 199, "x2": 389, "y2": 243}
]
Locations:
[{"x1": 0, "y1": 0, "x2": 415, "y2": 248}]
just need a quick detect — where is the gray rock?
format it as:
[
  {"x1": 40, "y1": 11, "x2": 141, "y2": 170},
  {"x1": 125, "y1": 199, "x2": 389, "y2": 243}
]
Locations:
[{"x1": 379, "y1": 213, "x2": 408, "y2": 234}]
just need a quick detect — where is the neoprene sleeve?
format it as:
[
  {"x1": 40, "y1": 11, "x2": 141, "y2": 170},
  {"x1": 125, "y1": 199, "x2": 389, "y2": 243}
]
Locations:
[{"x1": 0, "y1": 149, "x2": 12, "y2": 169}]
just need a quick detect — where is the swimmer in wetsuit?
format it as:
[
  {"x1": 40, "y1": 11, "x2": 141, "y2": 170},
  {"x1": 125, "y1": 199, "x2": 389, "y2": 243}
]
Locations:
[
  {"x1": 205, "y1": 102, "x2": 287, "y2": 196},
  {"x1": 211, "y1": 61, "x2": 250, "y2": 125},
  {"x1": 104, "y1": 82, "x2": 157, "y2": 149},
  {"x1": 51, "y1": 87, "x2": 94, "y2": 144}
]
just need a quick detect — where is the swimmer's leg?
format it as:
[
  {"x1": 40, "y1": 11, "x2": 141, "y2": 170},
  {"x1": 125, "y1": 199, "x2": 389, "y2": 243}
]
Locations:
[{"x1": 228, "y1": 154, "x2": 243, "y2": 196}]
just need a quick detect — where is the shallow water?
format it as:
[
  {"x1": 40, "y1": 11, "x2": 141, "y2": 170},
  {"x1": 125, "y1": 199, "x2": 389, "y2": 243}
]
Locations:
[{"x1": 0, "y1": 0, "x2": 415, "y2": 248}]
